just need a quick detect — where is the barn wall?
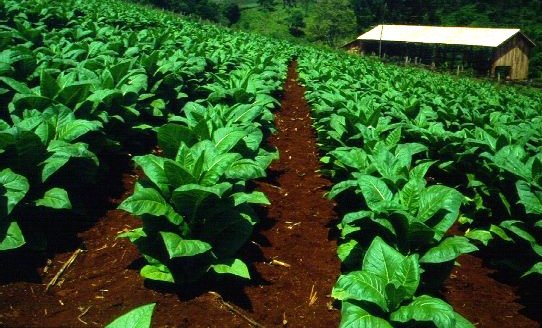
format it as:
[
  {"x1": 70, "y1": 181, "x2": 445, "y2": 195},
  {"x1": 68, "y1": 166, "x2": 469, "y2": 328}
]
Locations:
[
  {"x1": 344, "y1": 40, "x2": 362, "y2": 54},
  {"x1": 492, "y1": 35, "x2": 532, "y2": 80}
]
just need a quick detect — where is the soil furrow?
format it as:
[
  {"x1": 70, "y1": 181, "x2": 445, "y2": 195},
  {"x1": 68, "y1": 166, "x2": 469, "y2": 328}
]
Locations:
[
  {"x1": 242, "y1": 61, "x2": 341, "y2": 327},
  {"x1": 0, "y1": 62, "x2": 341, "y2": 328}
]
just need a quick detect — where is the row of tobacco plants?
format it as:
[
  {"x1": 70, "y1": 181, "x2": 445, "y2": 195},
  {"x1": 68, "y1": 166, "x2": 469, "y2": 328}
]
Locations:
[
  {"x1": 0, "y1": 0, "x2": 293, "y2": 285},
  {"x1": 3, "y1": 0, "x2": 542, "y2": 326},
  {"x1": 298, "y1": 47, "x2": 542, "y2": 327}
]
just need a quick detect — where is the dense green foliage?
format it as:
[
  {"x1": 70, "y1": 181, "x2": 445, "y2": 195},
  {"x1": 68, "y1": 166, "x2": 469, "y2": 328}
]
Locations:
[
  {"x1": 212, "y1": 0, "x2": 542, "y2": 77},
  {"x1": 2, "y1": 0, "x2": 542, "y2": 326},
  {"x1": 297, "y1": 45, "x2": 542, "y2": 326},
  {"x1": 0, "y1": 0, "x2": 291, "y2": 283}
]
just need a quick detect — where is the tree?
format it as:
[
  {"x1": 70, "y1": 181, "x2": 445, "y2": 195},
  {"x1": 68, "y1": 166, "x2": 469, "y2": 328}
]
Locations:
[
  {"x1": 308, "y1": 0, "x2": 357, "y2": 46},
  {"x1": 287, "y1": 10, "x2": 306, "y2": 36},
  {"x1": 283, "y1": 0, "x2": 297, "y2": 8},
  {"x1": 258, "y1": 0, "x2": 276, "y2": 11},
  {"x1": 299, "y1": 0, "x2": 315, "y2": 14},
  {"x1": 223, "y1": 2, "x2": 241, "y2": 26}
]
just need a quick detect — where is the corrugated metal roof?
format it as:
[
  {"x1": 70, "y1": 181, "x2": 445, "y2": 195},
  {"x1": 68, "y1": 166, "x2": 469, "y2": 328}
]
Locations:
[{"x1": 357, "y1": 25, "x2": 533, "y2": 48}]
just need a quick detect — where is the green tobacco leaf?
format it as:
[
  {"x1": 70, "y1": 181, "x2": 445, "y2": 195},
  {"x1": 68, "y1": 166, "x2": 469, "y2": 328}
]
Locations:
[
  {"x1": 171, "y1": 184, "x2": 228, "y2": 221},
  {"x1": 454, "y1": 312, "x2": 476, "y2": 328},
  {"x1": 200, "y1": 153, "x2": 240, "y2": 185},
  {"x1": 42, "y1": 141, "x2": 99, "y2": 182},
  {"x1": 133, "y1": 155, "x2": 169, "y2": 196},
  {"x1": 163, "y1": 160, "x2": 196, "y2": 189},
  {"x1": 212, "y1": 127, "x2": 247, "y2": 154},
  {"x1": 226, "y1": 159, "x2": 266, "y2": 180},
  {"x1": 417, "y1": 185, "x2": 462, "y2": 222},
  {"x1": 227, "y1": 104, "x2": 263, "y2": 125},
  {"x1": 339, "y1": 301, "x2": 393, "y2": 328},
  {"x1": 210, "y1": 258, "x2": 250, "y2": 279},
  {"x1": 0, "y1": 76, "x2": 33, "y2": 94},
  {"x1": 56, "y1": 82, "x2": 92, "y2": 107},
  {"x1": 35, "y1": 188, "x2": 71, "y2": 209},
  {"x1": 491, "y1": 145, "x2": 530, "y2": 180},
  {"x1": 203, "y1": 210, "x2": 254, "y2": 258},
  {"x1": 332, "y1": 271, "x2": 388, "y2": 311},
  {"x1": 522, "y1": 262, "x2": 542, "y2": 277},
  {"x1": 465, "y1": 229, "x2": 493, "y2": 246},
  {"x1": 140, "y1": 264, "x2": 174, "y2": 283},
  {"x1": 157, "y1": 124, "x2": 196, "y2": 158},
  {"x1": 420, "y1": 236, "x2": 478, "y2": 263},
  {"x1": 356, "y1": 175, "x2": 393, "y2": 211},
  {"x1": 117, "y1": 228, "x2": 146, "y2": 243},
  {"x1": 363, "y1": 236, "x2": 404, "y2": 283},
  {"x1": 56, "y1": 120, "x2": 102, "y2": 143},
  {"x1": 390, "y1": 255, "x2": 420, "y2": 299},
  {"x1": 328, "y1": 180, "x2": 358, "y2": 199},
  {"x1": 490, "y1": 224, "x2": 513, "y2": 241},
  {"x1": 40, "y1": 70, "x2": 59, "y2": 99},
  {"x1": 390, "y1": 295, "x2": 456, "y2": 328},
  {"x1": 0, "y1": 221, "x2": 26, "y2": 251},
  {"x1": 12, "y1": 93, "x2": 52, "y2": 111},
  {"x1": 119, "y1": 187, "x2": 185, "y2": 227},
  {"x1": 417, "y1": 185, "x2": 463, "y2": 240},
  {"x1": 516, "y1": 181, "x2": 542, "y2": 214},
  {"x1": 409, "y1": 161, "x2": 435, "y2": 181},
  {"x1": 500, "y1": 220, "x2": 536, "y2": 243},
  {"x1": 105, "y1": 303, "x2": 156, "y2": 328},
  {"x1": 399, "y1": 179, "x2": 423, "y2": 213},
  {"x1": 331, "y1": 148, "x2": 368, "y2": 171},
  {"x1": 337, "y1": 239, "x2": 360, "y2": 263},
  {"x1": 0, "y1": 168, "x2": 29, "y2": 215},
  {"x1": 232, "y1": 191, "x2": 270, "y2": 206},
  {"x1": 160, "y1": 232, "x2": 211, "y2": 258}
]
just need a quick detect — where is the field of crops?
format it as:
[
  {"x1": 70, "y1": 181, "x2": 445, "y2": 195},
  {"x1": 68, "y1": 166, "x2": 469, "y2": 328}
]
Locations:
[{"x1": 1, "y1": 0, "x2": 541, "y2": 327}]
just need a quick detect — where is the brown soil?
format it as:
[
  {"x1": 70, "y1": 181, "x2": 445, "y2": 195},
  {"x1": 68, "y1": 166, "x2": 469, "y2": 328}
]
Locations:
[
  {"x1": 0, "y1": 62, "x2": 341, "y2": 327},
  {"x1": 443, "y1": 254, "x2": 540, "y2": 327},
  {"x1": 1, "y1": 61, "x2": 540, "y2": 328}
]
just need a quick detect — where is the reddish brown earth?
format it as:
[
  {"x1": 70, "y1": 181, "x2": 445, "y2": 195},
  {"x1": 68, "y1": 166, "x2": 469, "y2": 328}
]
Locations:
[
  {"x1": 443, "y1": 254, "x2": 540, "y2": 327},
  {"x1": 0, "y1": 62, "x2": 540, "y2": 328},
  {"x1": 0, "y1": 62, "x2": 341, "y2": 327}
]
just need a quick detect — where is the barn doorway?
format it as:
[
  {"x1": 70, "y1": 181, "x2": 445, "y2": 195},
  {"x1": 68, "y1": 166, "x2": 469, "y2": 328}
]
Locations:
[{"x1": 495, "y1": 65, "x2": 512, "y2": 80}]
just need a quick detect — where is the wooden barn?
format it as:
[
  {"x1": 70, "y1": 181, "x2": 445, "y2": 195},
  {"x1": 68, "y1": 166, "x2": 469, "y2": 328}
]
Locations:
[{"x1": 345, "y1": 25, "x2": 535, "y2": 80}]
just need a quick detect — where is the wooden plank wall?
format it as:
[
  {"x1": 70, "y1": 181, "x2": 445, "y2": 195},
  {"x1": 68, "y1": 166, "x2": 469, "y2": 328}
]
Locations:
[{"x1": 492, "y1": 35, "x2": 532, "y2": 80}]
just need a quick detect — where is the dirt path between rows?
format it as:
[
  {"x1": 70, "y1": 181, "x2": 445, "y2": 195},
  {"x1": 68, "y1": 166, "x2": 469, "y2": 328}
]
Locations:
[
  {"x1": 3, "y1": 60, "x2": 537, "y2": 328},
  {"x1": 243, "y1": 61, "x2": 341, "y2": 327},
  {"x1": 444, "y1": 253, "x2": 540, "y2": 327},
  {"x1": 0, "y1": 61, "x2": 341, "y2": 327}
]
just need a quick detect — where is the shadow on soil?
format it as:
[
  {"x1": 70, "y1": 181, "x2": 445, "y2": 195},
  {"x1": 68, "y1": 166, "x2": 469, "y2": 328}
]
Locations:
[
  {"x1": 0, "y1": 152, "x2": 132, "y2": 285},
  {"x1": 481, "y1": 253, "x2": 542, "y2": 324}
]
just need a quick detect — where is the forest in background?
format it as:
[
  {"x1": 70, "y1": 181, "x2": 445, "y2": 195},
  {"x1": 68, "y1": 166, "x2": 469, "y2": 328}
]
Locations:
[{"x1": 132, "y1": 0, "x2": 542, "y2": 79}]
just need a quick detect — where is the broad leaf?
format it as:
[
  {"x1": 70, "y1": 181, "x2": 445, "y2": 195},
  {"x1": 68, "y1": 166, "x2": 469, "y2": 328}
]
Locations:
[
  {"x1": 35, "y1": 188, "x2": 71, "y2": 209},
  {"x1": 160, "y1": 232, "x2": 211, "y2": 258},
  {"x1": 140, "y1": 264, "x2": 174, "y2": 283},
  {"x1": 420, "y1": 236, "x2": 478, "y2": 264},
  {"x1": 212, "y1": 127, "x2": 247, "y2": 154},
  {"x1": 357, "y1": 175, "x2": 393, "y2": 211},
  {"x1": 522, "y1": 262, "x2": 542, "y2": 277},
  {"x1": 105, "y1": 303, "x2": 156, "y2": 328},
  {"x1": 0, "y1": 221, "x2": 25, "y2": 251},
  {"x1": 332, "y1": 271, "x2": 388, "y2": 311},
  {"x1": 210, "y1": 258, "x2": 250, "y2": 279},
  {"x1": 0, "y1": 168, "x2": 29, "y2": 215},
  {"x1": 339, "y1": 301, "x2": 393, "y2": 328},
  {"x1": 363, "y1": 236, "x2": 404, "y2": 283},
  {"x1": 516, "y1": 181, "x2": 542, "y2": 214},
  {"x1": 119, "y1": 187, "x2": 185, "y2": 228},
  {"x1": 390, "y1": 295, "x2": 456, "y2": 328}
]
